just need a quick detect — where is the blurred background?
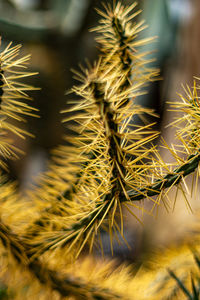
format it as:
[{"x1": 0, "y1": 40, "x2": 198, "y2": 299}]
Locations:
[{"x1": 1, "y1": 0, "x2": 199, "y2": 262}]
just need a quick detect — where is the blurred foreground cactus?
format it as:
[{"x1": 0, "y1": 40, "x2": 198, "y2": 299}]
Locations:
[{"x1": 0, "y1": 1, "x2": 200, "y2": 299}]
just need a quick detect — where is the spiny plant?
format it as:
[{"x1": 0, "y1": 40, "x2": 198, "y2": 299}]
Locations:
[
  {"x1": 0, "y1": 40, "x2": 38, "y2": 166},
  {"x1": 0, "y1": 1, "x2": 200, "y2": 299}
]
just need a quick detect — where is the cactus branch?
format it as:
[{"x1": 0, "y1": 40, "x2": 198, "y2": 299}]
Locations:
[
  {"x1": 0, "y1": 219, "x2": 123, "y2": 300},
  {"x1": 127, "y1": 151, "x2": 200, "y2": 201}
]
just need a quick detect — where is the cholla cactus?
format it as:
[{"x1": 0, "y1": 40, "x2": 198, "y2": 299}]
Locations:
[
  {"x1": 0, "y1": 41, "x2": 38, "y2": 166},
  {"x1": 0, "y1": 1, "x2": 200, "y2": 299}
]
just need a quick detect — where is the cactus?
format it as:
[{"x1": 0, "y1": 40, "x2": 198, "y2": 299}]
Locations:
[{"x1": 0, "y1": 1, "x2": 199, "y2": 299}]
